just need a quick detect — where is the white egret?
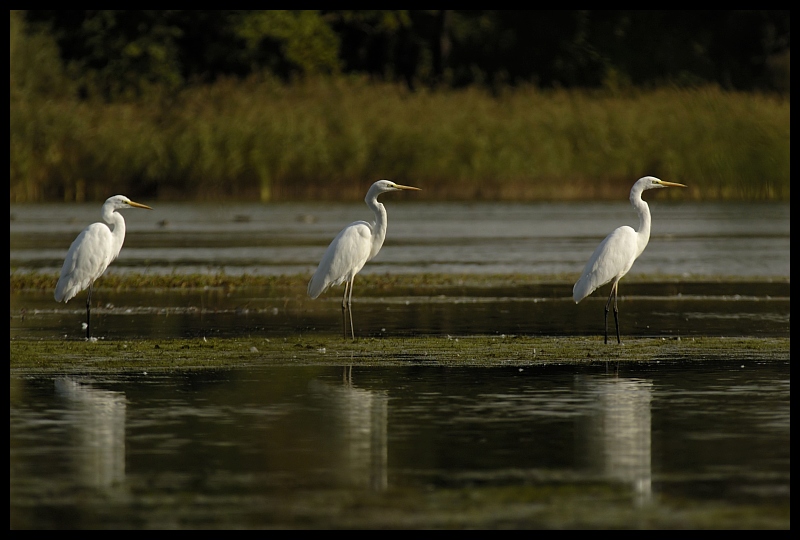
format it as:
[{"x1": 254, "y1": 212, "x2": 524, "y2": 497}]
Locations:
[
  {"x1": 573, "y1": 176, "x2": 686, "y2": 344},
  {"x1": 308, "y1": 179, "x2": 421, "y2": 340},
  {"x1": 54, "y1": 195, "x2": 153, "y2": 339}
]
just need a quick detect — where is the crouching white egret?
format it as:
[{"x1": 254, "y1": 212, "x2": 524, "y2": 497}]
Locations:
[
  {"x1": 307, "y1": 179, "x2": 421, "y2": 340},
  {"x1": 573, "y1": 176, "x2": 686, "y2": 344},
  {"x1": 54, "y1": 195, "x2": 153, "y2": 339}
]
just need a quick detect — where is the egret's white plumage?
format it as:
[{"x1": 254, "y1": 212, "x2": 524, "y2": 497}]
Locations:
[
  {"x1": 308, "y1": 179, "x2": 420, "y2": 339},
  {"x1": 573, "y1": 176, "x2": 686, "y2": 343},
  {"x1": 55, "y1": 195, "x2": 152, "y2": 339}
]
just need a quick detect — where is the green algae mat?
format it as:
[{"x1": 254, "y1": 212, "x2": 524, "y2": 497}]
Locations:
[{"x1": 10, "y1": 335, "x2": 789, "y2": 373}]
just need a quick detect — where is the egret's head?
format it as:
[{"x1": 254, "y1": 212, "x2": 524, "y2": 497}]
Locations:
[
  {"x1": 374, "y1": 179, "x2": 421, "y2": 193},
  {"x1": 106, "y1": 195, "x2": 153, "y2": 211},
  {"x1": 637, "y1": 176, "x2": 687, "y2": 191},
  {"x1": 367, "y1": 180, "x2": 421, "y2": 203}
]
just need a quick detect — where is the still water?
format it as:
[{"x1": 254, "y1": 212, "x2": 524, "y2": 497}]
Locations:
[
  {"x1": 9, "y1": 201, "x2": 791, "y2": 340},
  {"x1": 10, "y1": 361, "x2": 790, "y2": 529},
  {"x1": 9, "y1": 201, "x2": 790, "y2": 528},
  {"x1": 9, "y1": 200, "x2": 791, "y2": 278}
]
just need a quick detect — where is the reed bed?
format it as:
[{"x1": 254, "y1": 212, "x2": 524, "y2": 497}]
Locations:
[{"x1": 10, "y1": 76, "x2": 789, "y2": 203}]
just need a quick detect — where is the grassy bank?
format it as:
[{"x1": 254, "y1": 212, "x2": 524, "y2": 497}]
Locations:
[
  {"x1": 8, "y1": 271, "x2": 791, "y2": 296},
  {"x1": 10, "y1": 77, "x2": 789, "y2": 203},
  {"x1": 9, "y1": 336, "x2": 791, "y2": 372}
]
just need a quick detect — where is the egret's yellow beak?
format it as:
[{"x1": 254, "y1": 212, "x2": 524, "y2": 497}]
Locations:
[
  {"x1": 128, "y1": 200, "x2": 153, "y2": 210},
  {"x1": 395, "y1": 184, "x2": 421, "y2": 191},
  {"x1": 657, "y1": 180, "x2": 687, "y2": 188}
]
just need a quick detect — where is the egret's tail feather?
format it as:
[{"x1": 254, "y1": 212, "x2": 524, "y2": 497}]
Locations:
[
  {"x1": 572, "y1": 276, "x2": 594, "y2": 304},
  {"x1": 307, "y1": 275, "x2": 327, "y2": 299},
  {"x1": 54, "y1": 278, "x2": 81, "y2": 303}
]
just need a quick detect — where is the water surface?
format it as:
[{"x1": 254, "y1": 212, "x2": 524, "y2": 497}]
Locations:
[
  {"x1": 9, "y1": 201, "x2": 790, "y2": 340},
  {"x1": 9, "y1": 201, "x2": 790, "y2": 529},
  {"x1": 10, "y1": 360, "x2": 789, "y2": 529},
  {"x1": 10, "y1": 200, "x2": 790, "y2": 278}
]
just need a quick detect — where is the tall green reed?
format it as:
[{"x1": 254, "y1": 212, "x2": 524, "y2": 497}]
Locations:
[{"x1": 10, "y1": 75, "x2": 789, "y2": 202}]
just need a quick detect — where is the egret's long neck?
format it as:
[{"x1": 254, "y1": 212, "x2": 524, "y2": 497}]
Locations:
[
  {"x1": 366, "y1": 195, "x2": 388, "y2": 261},
  {"x1": 631, "y1": 188, "x2": 652, "y2": 257},
  {"x1": 104, "y1": 208, "x2": 127, "y2": 260}
]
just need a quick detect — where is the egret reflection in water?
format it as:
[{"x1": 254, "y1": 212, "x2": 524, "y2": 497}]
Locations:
[
  {"x1": 54, "y1": 377, "x2": 127, "y2": 490},
  {"x1": 308, "y1": 367, "x2": 389, "y2": 491},
  {"x1": 8, "y1": 361, "x2": 790, "y2": 529},
  {"x1": 575, "y1": 374, "x2": 653, "y2": 506}
]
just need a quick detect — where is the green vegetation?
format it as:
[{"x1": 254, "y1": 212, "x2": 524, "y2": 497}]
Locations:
[
  {"x1": 9, "y1": 271, "x2": 790, "y2": 297},
  {"x1": 9, "y1": 336, "x2": 790, "y2": 372},
  {"x1": 9, "y1": 77, "x2": 790, "y2": 203},
  {"x1": 10, "y1": 11, "x2": 790, "y2": 203}
]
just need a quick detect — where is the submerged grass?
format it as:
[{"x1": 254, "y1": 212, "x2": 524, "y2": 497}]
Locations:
[
  {"x1": 9, "y1": 271, "x2": 788, "y2": 295},
  {"x1": 10, "y1": 335, "x2": 790, "y2": 373},
  {"x1": 11, "y1": 271, "x2": 789, "y2": 372}
]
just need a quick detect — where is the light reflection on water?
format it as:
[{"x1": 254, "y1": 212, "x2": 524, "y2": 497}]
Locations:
[
  {"x1": 577, "y1": 375, "x2": 653, "y2": 506},
  {"x1": 53, "y1": 378, "x2": 127, "y2": 490},
  {"x1": 9, "y1": 201, "x2": 791, "y2": 277},
  {"x1": 10, "y1": 361, "x2": 789, "y2": 529},
  {"x1": 9, "y1": 200, "x2": 791, "y2": 528},
  {"x1": 10, "y1": 201, "x2": 790, "y2": 340},
  {"x1": 9, "y1": 283, "x2": 791, "y2": 339}
]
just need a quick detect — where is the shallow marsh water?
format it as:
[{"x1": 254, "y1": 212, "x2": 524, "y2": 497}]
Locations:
[
  {"x1": 9, "y1": 201, "x2": 790, "y2": 529},
  {"x1": 9, "y1": 200, "x2": 791, "y2": 340},
  {"x1": 10, "y1": 359, "x2": 790, "y2": 529},
  {"x1": 9, "y1": 200, "x2": 791, "y2": 279},
  {"x1": 9, "y1": 279, "x2": 791, "y2": 341}
]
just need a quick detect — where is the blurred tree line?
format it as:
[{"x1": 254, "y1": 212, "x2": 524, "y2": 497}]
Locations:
[{"x1": 20, "y1": 10, "x2": 790, "y2": 98}]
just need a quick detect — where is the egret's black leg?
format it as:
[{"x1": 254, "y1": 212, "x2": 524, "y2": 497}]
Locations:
[
  {"x1": 346, "y1": 278, "x2": 355, "y2": 341},
  {"x1": 613, "y1": 285, "x2": 621, "y2": 344},
  {"x1": 341, "y1": 281, "x2": 350, "y2": 340},
  {"x1": 85, "y1": 284, "x2": 93, "y2": 340},
  {"x1": 604, "y1": 284, "x2": 615, "y2": 344}
]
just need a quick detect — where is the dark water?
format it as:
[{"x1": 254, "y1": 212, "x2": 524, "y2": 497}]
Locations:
[
  {"x1": 10, "y1": 361, "x2": 790, "y2": 529},
  {"x1": 9, "y1": 280, "x2": 791, "y2": 340},
  {"x1": 9, "y1": 201, "x2": 790, "y2": 528},
  {"x1": 10, "y1": 201, "x2": 789, "y2": 340}
]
